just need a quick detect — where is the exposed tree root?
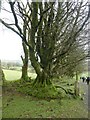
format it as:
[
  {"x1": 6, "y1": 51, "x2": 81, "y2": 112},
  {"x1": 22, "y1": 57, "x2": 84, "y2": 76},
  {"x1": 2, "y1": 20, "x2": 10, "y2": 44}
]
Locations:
[{"x1": 55, "y1": 85, "x2": 74, "y2": 95}]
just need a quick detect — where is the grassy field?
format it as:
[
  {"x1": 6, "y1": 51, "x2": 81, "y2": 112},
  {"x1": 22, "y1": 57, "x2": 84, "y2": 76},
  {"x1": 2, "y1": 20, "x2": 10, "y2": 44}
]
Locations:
[
  {"x1": 2, "y1": 70, "x2": 89, "y2": 118},
  {"x1": 3, "y1": 69, "x2": 37, "y2": 81},
  {"x1": 3, "y1": 68, "x2": 88, "y2": 81},
  {"x1": 2, "y1": 86, "x2": 88, "y2": 118}
]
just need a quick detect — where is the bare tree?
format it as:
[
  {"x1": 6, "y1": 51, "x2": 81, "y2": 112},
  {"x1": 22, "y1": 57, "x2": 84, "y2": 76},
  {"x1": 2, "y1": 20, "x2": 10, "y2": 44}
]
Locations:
[{"x1": 0, "y1": 1, "x2": 90, "y2": 89}]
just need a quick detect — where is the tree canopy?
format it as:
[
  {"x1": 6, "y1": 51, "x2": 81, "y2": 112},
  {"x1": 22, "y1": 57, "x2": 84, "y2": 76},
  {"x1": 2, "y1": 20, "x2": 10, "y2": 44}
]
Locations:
[{"x1": 0, "y1": 1, "x2": 90, "y2": 86}]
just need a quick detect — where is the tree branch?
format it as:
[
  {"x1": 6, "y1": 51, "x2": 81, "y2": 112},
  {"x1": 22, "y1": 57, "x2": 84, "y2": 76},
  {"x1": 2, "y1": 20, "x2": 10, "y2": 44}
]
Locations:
[
  {"x1": 9, "y1": 2, "x2": 22, "y2": 34},
  {"x1": 0, "y1": 18, "x2": 22, "y2": 38}
]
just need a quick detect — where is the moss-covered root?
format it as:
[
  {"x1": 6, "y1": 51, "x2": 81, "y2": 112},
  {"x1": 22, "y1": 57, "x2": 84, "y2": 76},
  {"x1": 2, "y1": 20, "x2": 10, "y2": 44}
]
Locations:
[
  {"x1": 33, "y1": 84, "x2": 63, "y2": 99},
  {"x1": 18, "y1": 82, "x2": 62, "y2": 99}
]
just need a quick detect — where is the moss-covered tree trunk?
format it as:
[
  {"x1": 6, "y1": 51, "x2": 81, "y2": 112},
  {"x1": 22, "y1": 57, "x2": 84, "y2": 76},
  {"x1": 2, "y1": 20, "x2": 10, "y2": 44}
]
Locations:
[
  {"x1": 28, "y1": 3, "x2": 55, "y2": 87},
  {"x1": 21, "y1": 61, "x2": 28, "y2": 80},
  {"x1": 21, "y1": 42, "x2": 28, "y2": 81},
  {"x1": 33, "y1": 69, "x2": 52, "y2": 87},
  {"x1": 21, "y1": 18, "x2": 29, "y2": 81}
]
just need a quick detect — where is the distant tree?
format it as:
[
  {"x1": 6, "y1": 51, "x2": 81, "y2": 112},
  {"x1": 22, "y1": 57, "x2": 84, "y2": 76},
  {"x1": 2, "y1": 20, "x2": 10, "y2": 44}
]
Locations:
[
  {"x1": 15, "y1": 62, "x2": 22, "y2": 67},
  {"x1": 7, "y1": 63, "x2": 11, "y2": 69},
  {"x1": 64, "y1": 47, "x2": 86, "y2": 77},
  {"x1": 52, "y1": 34, "x2": 88, "y2": 77}
]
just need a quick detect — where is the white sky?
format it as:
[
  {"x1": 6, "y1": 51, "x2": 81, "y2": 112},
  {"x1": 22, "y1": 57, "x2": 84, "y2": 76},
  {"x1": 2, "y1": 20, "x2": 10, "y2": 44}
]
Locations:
[
  {"x1": 0, "y1": 25, "x2": 23, "y2": 61},
  {"x1": 0, "y1": 1, "x2": 23, "y2": 61}
]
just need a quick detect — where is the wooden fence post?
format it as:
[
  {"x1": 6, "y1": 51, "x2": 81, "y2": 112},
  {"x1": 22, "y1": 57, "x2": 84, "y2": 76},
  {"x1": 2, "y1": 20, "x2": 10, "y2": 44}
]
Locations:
[{"x1": 74, "y1": 71, "x2": 79, "y2": 96}]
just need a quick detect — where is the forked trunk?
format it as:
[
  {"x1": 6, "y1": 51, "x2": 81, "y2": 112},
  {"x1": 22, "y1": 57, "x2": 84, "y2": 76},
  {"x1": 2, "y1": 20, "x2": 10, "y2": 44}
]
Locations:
[{"x1": 33, "y1": 70, "x2": 52, "y2": 87}]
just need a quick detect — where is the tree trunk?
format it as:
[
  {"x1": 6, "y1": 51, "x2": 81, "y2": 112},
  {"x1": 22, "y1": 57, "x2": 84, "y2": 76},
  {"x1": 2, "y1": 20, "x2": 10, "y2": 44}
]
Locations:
[
  {"x1": 33, "y1": 70, "x2": 52, "y2": 87},
  {"x1": 28, "y1": 49, "x2": 52, "y2": 86},
  {"x1": 76, "y1": 71, "x2": 78, "y2": 81},
  {"x1": 21, "y1": 61, "x2": 28, "y2": 81},
  {"x1": 21, "y1": 42, "x2": 28, "y2": 81},
  {"x1": 28, "y1": 3, "x2": 52, "y2": 87}
]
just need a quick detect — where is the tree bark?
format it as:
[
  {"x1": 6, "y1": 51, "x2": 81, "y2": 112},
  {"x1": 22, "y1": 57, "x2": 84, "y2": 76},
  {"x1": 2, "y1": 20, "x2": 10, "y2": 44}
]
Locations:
[
  {"x1": 21, "y1": 42, "x2": 28, "y2": 81},
  {"x1": 21, "y1": 61, "x2": 28, "y2": 81},
  {"x1": 33, "y1": 69, "x2": 52, "y2": 87},
  {"x1": 21, "y1": 17, "x2": 29, "y2": 81}
]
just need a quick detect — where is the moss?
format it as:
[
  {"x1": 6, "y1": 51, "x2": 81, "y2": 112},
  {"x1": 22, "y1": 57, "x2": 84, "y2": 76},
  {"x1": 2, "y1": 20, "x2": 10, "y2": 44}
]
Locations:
[{"x1": 17, "y1": 82, "x2": 62, "y2": 99}]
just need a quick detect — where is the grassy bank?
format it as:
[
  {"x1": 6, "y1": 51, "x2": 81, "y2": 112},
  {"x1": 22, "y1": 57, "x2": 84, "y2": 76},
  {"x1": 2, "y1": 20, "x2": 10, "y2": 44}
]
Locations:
[
  {"x1": 2, "y1": 69, "x2": 88, "y2": 118},
  {"x1": 3, "y1": 86, "x2": 88, "y2": 118}
]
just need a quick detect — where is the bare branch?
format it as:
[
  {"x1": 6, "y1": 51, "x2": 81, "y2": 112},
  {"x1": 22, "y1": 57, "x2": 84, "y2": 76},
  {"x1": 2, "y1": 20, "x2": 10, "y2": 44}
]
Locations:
[{"x1": 9, "y1": 2, "x2": 22, "y2": 34}]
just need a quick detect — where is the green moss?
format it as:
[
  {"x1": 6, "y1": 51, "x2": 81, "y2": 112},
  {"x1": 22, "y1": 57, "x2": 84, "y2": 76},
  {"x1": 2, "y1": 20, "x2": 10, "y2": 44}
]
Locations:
[{"x1": 17, "y1": 82, "x2": 62, "y2": 99}]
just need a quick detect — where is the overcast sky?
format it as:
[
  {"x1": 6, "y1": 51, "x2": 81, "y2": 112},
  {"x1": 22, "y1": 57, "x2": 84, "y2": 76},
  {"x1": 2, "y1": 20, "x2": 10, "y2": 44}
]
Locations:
[
  {"x1": 0, "y1": 1, "x2": 23, "y2": 61},
  {"x1": 0, "y1": 25, "x2": 23, "y2": 61}
]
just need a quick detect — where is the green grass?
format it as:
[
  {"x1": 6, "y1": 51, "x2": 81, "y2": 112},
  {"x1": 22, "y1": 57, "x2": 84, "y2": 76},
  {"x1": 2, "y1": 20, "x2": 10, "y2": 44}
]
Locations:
[
  {"x1": 28, "y1": 72, "x2": 37, "y2": 79},
  {"x1": 3, "y1": 69, "x2": 21, "y2": 81},
  {"x1": 3, "y1": 69, "x2": 37, "y2": 81},
  {"x1": 2, "y1": 70, "x2": 88, "y2": 118},
  {"x1": 2, "y1": 91, "x2": 88, "y2": 118},
  {"x1": 79, "y1": 72, "x2": 88, "y2": 78}
]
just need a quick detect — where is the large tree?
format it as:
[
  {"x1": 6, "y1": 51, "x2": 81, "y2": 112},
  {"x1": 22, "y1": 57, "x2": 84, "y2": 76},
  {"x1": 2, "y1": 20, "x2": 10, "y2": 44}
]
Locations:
[{"x1": 0, "y1": 1, "x2": 90, "y2": 88}]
